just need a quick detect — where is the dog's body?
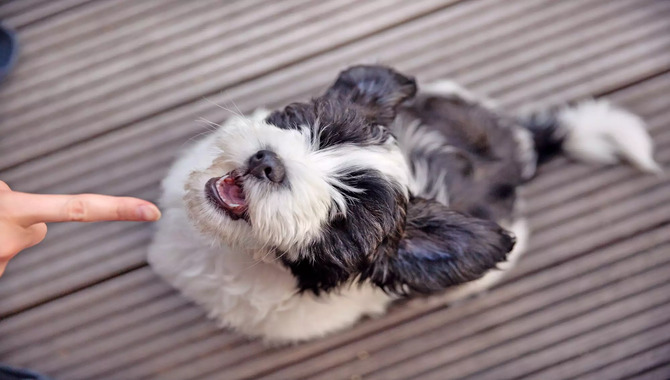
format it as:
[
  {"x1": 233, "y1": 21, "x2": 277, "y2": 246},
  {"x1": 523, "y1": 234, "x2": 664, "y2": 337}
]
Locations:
[{"x1": 148, "y1": 66, "x2": 659, "y2": 343}]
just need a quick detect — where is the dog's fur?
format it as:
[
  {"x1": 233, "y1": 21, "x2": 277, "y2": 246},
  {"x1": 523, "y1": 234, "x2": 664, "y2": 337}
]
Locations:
[{"x1": 148, "y1": 65, "x2": 660, "y2": 343}]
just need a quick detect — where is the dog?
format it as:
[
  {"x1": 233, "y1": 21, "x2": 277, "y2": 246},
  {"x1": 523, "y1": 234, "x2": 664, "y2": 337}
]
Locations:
[{"x1": 148, "y1": 65, "x2": 660, "y2": 343}]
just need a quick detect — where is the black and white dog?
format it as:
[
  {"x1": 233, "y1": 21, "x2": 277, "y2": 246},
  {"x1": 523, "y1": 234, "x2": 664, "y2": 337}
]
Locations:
[{"x1": 148, "y1": 65, "x2": 660, "y2": 343}]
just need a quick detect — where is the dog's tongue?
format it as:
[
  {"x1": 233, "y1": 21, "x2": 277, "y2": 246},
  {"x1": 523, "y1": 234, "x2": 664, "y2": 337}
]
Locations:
[
  {"x1": 205, "y1": 174, "x2": 248, "y2": 219},
  {"x1": 217, "y1": 176, "x2": 246, "y2": 209}
]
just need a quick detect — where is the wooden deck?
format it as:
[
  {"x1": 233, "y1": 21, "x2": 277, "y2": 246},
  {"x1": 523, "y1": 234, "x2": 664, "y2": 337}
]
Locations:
[{"x1": 1, "y1": 0, "x2": 669, "y2": 379}]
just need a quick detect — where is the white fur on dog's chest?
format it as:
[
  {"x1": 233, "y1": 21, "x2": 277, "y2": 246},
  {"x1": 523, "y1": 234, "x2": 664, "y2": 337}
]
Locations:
[{"x1": 149, "y1": 208, "x2": 297, "y2": 329}]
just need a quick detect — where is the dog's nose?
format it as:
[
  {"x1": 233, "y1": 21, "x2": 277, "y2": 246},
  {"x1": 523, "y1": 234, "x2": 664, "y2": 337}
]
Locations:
[{"x1": 248, "y1": 150, "x2": 286, "y2": 183}]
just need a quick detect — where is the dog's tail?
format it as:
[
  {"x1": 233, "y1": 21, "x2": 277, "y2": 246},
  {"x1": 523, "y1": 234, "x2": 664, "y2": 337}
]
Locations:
[{"x1": 519, "y1": 99, "x2": 661, "y2": 173}]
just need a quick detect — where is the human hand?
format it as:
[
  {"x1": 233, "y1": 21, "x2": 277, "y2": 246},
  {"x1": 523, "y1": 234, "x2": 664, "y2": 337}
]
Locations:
[{"x1": 0, "y1": 180, "x2": 161, "y2": 276}]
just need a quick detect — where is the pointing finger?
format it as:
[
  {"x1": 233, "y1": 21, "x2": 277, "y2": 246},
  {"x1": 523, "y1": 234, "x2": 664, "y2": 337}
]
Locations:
[{"x1": 9, "y1": 193, "x2": 161, "y2": 226}]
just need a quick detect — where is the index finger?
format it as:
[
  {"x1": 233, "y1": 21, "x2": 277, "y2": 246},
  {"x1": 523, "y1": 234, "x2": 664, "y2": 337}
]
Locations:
[{"x1": 10, "y1": 192, "x2": 161, "y2": 226}]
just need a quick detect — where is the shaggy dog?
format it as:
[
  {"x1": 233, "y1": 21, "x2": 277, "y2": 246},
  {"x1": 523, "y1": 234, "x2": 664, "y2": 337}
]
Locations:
[{"x1": 148, "y1": 65, "x2": 660, "y2": 343}]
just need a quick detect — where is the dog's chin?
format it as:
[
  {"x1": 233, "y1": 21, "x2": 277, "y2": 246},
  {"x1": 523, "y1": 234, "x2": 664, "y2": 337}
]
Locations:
[{"x1": 187, "y1": 201, "x2": 280, "y2": 262}]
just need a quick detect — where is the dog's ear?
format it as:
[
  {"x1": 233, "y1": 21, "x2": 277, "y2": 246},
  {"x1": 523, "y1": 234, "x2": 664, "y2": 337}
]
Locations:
[
  {"x1": 324, "y1": 65, "x2": 417, "y2": 125},
  {"x1": 365, "y1": 198, "x2": 515, "y2": 295}
]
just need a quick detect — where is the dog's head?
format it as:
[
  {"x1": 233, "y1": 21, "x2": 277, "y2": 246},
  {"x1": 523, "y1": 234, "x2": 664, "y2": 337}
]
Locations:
[{"x1": 184, "y1": 65, "x2": 515, "y2": 295}]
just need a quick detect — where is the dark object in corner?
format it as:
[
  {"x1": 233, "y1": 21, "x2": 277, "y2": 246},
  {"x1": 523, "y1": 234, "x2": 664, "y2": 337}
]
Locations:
[
  {"x1": 0, "y1": 24, "x2": 18, "y2": 82},
  {"x1": 0, "y1": 364, "x2": 54, "y2": 380}
]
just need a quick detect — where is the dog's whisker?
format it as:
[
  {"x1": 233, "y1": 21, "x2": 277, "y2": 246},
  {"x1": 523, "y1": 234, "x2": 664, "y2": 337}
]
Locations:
[
  {"x1": 196, "y1": 117, "x2": 222, "y2": 130},
  {"x1": 204, "y1": 97, "x2": 247, "y2": 119},
  {"x1": 181, "y1": 130, "x2": 214, "y2": 148},
  {"x1": 229, "y1": 99, "x2": 246, "y2": 119}
]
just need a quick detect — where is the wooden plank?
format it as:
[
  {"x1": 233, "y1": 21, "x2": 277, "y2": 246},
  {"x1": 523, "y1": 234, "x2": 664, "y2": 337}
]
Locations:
[
  {"x1": 417, "y1": 0, "x2": 659, "y2": 91},
  {"x1": 53, "y1": 316, "x2": 236, "y2": 380},
  {"x1": 578, "y1": 343, "x2": 670, "y2": 380},
  {"x1": 26, "y1": 299, "x2": 206, "y2": 374},
  {"x1": 0, "y1": 0, "x2": 48, "y2": 19},
  {"x1": 506, "y1": 35, "x2": 670, "y2": 111},
  {"x1": 0, "y1": 0, "x2": 93, "y2": 29},
  {"x1": 51, "y1": 307, "x2": 208, "y2": 377},
  {"x1": 431, "y1": 299, "x2": 670, "y2": 380},
  {"x1": 508, "y1": 188, "x2": 670, "y2": 282},
  {"x1": 525, "y1": 147, "x2": 665, "y2": 216},
  {"x1": 476, "y1": 12, "x2": 670, "y2": 99},
  {"x1": 0, "y1": 271, "x2": 172, "y2": 357},
  {"x1": 0, "y1": 222, "x2": 153, "y2": 316},
  {"x1": 525, "y1": 332, "x2": 670, "y2": 380},
  {"x1": 579, "y1": 343, "x2": 670, "y2": 380},
  {"x1": 528, "y1": 174, "x2": 666, "y2": 233},
  {"x1": 9, "y1": 0, "x2": 189, "y2": 58},
  {"x1": 0, "y1": 268, "x2": 157, "y2": 333},
  {"x1": 108, "y1": 333, "x2": 256, "y2": 380},
  {"x1": 0, "y1": 0, "x2": 297, "y2": 102},
  {"x1": 630, "y1": 363, "x2": 670, "y2": 380},
  {"x1": 528, "y1": 180, "x2": 670, "y2": 252}
]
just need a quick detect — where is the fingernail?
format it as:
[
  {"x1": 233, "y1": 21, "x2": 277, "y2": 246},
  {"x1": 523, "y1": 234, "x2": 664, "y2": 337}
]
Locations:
[{"x1": 138, "y1": 204, "x2": 161, "y2": 221}]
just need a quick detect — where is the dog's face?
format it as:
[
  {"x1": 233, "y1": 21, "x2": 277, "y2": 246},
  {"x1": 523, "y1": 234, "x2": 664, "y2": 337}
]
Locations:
[{"x1": 185, "y1": 66, "x2": 515, "y2": 295}]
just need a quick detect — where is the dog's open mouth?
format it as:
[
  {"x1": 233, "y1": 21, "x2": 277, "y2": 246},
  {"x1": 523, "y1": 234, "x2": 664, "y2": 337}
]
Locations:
[{"x1": 205, "y1": 171, "x2": 248, "y2": 220}]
